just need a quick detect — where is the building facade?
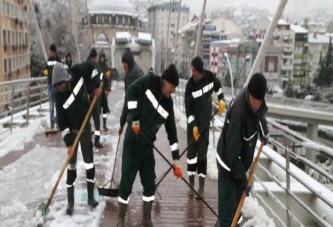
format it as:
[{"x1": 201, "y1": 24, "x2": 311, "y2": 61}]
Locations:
[
  {"x1": 1, "y1": 0, "x2": 30, "y2": 83},
  {"x1": 84, "y1": 0, "x2": 143, "y2": 57},
  {"x1": 148, "y1": 2, "x2": 189, "y2": 73},
  {"x1": 291, "y1": 24, "x2": 309, "y2": 85},
  {"x1": 257, "y1": 16, "x2": 294, "y2": 88}
]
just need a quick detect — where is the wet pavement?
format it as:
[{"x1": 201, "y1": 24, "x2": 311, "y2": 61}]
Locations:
[{"x1": 99, "y1": 97, "x2": 219, "y2": 226}]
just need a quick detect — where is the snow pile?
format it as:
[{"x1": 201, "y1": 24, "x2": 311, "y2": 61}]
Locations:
[
  {"x1": 242, "y1": 196, "x2": 275, "y2": 227},
  {"x1": 0, "y1": 115, "x2": 47, "y2": 158}
]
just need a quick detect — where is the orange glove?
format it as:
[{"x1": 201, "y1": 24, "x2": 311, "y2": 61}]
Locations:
[
  {"x1": 44, "y1": 69, "x2": 49, "y2": 77},
  {"x1": 132, "y1": 120, "x2": 140, "y2": 135},
  {"x1": 173, "y1": 160, "x2": 183, "y2": 179},
  {"x1": 218, "y1": 100, "x2": 225, "y2": 113},
  {"x1": 67, "y1": 146, "x2": 73, "y2": 156},
  {"x1": 94, "y1": 86, "x2": 102, "y2": 98},
  {"x1": 193, "y1": 126, "x2": 200, "y2": 142},
  {"x1": 118, "y1": 127, "x2": 123, "y2": 135},
  {"x1": 105, "y1": 70, "x2": 111, "y2": 79}
]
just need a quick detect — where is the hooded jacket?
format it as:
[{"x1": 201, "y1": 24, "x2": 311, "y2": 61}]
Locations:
[
  {"x1": 216, "y1": 87, "x2": 269, "y2": 181},
  {"x1": 119, "y1": 53, "x2": 144, "y2": 128}
]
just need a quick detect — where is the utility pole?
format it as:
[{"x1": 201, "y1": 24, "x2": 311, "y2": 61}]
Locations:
[
  {"x1": 174, "y1": 0, "x2": 182, "y2": 70},
  {"x1": 165, "y1": 0, "x2": 172, "y2": 69},
  {"x1": 245, "y1": 0, "x2": 288, "y2": 86},
  {"x1": 29, "y1": 0, "x2": 47, "y2": 61},
  {"x1": 68, "y1": 0, "x2": 81, "y2": 62},
  {"x1": 84, "y1": 0, "x2": 94, "y2": 48},
  {"x1": 193, "y1": 0, "x2": 207, "y2": 57}
]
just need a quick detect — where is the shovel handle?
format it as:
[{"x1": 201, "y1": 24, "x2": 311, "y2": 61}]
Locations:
[
  {"x1": 43, "y1": 94, "x2": 98, "y2": 213},
  {"x1": 231, "y1": 142, "x2": 264, "y2": 227},
  {"x1": 155, "y1": 109, "x2": 218, "y2": 188}
]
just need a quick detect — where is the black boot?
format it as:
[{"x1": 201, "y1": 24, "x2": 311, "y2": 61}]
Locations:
[
  {"x1": 142, "y1": 201, "x2": 154, "y2": 227},
  {"x1": 103, "y1": 118, "x2": 108, "y2": 131},
  {"x1": 188, "y1": 175, "x2": 195, "y2": 196},
  {"x1": 66, "y1": 186, "x2": 74, "y2": 215},
  {"x1": 197, "y1": 176, "x2": 205, "y2": 199},
  {"x1": 94, "y1": 135, "x2": 103, "y2": 149},
  {"x1": 87, "y1": 182, "x2": 99, "y2": 208},
  {"x1": 117, "y1": 202, "x2": 127, "y2": 227}
]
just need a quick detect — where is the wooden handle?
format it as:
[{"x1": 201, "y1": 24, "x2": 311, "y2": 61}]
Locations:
[
  {"x1": 231, "y1": 142, "x2": 264, "y2": 227},
  {"x1": 43, "y1": 94, "x2": 98, "y2": 213}
]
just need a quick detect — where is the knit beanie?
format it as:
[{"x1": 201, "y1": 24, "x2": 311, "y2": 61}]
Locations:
[
  {"x1": 121, "y1": 49, "x2": 135, "y2": 69},
  {"x1": 50, "y1": 44, "x2": 57, "y2": 52},
  {"x1": 52, "y1": 62, "x2": 71, "y2": 86},
  {"x1": 88, "y1": 48, "x2": 97, "y2": 59},
  {"x1": 191, "y1": 56, "x2": 204, "y2": 73},
  {"x1": 248, "y1": 73, "x2": 267, "y2": 100},
  {"x1": 162, "y1": 64, "x2": 179, "y2": 86}
]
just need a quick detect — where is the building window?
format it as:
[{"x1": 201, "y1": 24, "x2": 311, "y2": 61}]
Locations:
[
  {"x1": 4, "y1": 59, "x2": 7, "y2": 74},
  {"x1": 265, "y1": 56, "x2": 278, "y2": 72},
  {"x1": 116, "y1": 16, "x2": 119, "y2": 24}
]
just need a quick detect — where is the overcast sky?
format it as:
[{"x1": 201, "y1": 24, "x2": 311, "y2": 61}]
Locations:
[{"x1": 166, "y1": 0, "x2": 333, "y2": 21}]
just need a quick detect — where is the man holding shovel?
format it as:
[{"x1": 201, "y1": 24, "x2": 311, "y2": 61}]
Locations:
[
  {"x1": 117, "y1": 64, "x2": 183, "y2": 227},
  {"x1": 216, "y1": 73, "x2": 269, "y2": 226},
  {"x1": 52, "y1": 60, "x2": 102, "y2": 215},
  {"x1": 185, "y1": 56, "x2": 225, "y2": 198}
]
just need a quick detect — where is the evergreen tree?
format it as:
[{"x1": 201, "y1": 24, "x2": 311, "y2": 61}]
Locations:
[{"x1": 314, "y1": 37, "x2": 333, "y2": 87}]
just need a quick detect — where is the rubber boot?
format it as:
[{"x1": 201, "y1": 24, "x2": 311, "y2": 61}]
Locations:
[
  {"x1": 117, "y1": 202, "x2": 127, "y2": 227},
  {"x1": 94, "y1": 135, "x2": 104, "y2": 149},
  {"x1": 188, "y1": 175, "x2": 195, "y2": 196},
  {"x1": 197, "y1": 176, "x2": 205, "y2": 199},
  {"x1": 103, "y1": 118, "x2": 108, "y2": 131},
  {"x1": 66, "y1": 186, "x2": 74, "y2": 215},
  {"x1": 87, "y1": 182, "x2": 99, "y2": 208},
  {"x1": 142, "y1": 201, "x2": 154, "y2": 227}
]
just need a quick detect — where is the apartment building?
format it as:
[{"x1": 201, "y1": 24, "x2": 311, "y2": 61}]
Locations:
[
  {"x1": 148, "y1": 1, "x2": 189, "y2": 72},
  {"x1": 1, "y1": 0, "x2": 30, "y2": 83}
]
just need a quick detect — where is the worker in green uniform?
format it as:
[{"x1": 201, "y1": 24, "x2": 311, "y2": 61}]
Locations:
[
  {"x1": 118, "y1": 49, "x2": 144, "y2": 136},
  {"x1": 97, "y1": 50, "x2": 112, "y2": 131},
  {"x1": 185, "y1": 56, "x2": 225, "y2": 198},
  {"x1": 216, "y1": 73, "x2": 269, "y2": 226},
  {"x1": 117, "y1": 64, "x2": 183, "y2": 227},
  {"x1": 87, "y1": 48, "x2": 104, "y2": 149},
  {"x1": 52, "y1": 61, "x2": 102, "y2": 215}
]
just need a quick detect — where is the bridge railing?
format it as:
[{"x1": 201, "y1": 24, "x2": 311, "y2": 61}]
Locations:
[{"x1": 0, "y1": 77, "x2": 49, "y2": 134}]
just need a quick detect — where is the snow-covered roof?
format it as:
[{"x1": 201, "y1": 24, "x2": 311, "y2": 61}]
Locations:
[
  {"x1": 88, "y1": 0, "x2": 137, "y2": 17},
  {"x1": 308, "y1": 33, "x2": 330, "y2": 44},
  {"x1": 268, "y1": 16, "x2": 289, "y2": 26},
  {"x1": 178, "y1": 21, "x2": 199, "y2": 33},
  {"x1": 290, "y1": 24, "x2": 308, "y2": 33}
]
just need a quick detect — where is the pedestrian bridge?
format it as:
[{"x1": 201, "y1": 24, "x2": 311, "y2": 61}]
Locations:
[{"x1": 1, "y1": 78, "x2": 333, "y2": 226}]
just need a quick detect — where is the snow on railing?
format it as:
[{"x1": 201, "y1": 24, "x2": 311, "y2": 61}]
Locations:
[{"x1": 0, "y1": 77, "x2": 49, "y2": 134}]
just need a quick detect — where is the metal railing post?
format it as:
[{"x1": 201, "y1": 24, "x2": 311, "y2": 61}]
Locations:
[
  {"x1": 25, "y1": 82, "x2": 31, "y2": 126},
  {"x1": 39, "y1": 81, "x2": 42, "y2": 116},
  {"x1": 10, "y1": 85, "x2": 15, "y2": 133},
  {"x1": 285, "y1": 140, "x2": 292, "y2": 227}
]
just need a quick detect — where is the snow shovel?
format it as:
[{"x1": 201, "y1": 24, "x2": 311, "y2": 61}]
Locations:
[
  {"x1": 140, "y1": 131, "x2": 219, "y2": 218},
  {"x1": 34, "y1": 94, "x2": 99, "y2": 224},
  {"x1": 230, "y1": 142, "x2": 264, "y2": 227},
  {"x1": 155, "y1": 109, "x2": 219, "y2": 189},
  {"x1": 98, "y1": 134, "x2": 121, "y2": 197}
]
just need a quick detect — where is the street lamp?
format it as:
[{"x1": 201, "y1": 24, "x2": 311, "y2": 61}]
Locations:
[
  {"x1": 224, "y1": 53, "x2": 234, "y2": 98},
  {"x1": 234, "y1": 55, "x2": 251, "y2": 95}
]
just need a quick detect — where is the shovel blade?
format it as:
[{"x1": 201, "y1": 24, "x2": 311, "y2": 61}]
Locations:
[{"x1": 98, "y1": 187, "x2": 119, "y2": 197}]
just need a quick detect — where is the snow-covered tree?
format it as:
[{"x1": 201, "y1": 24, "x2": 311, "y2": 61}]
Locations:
[{"x1": 313, "y1": 37, "x2": 333, "y2": 87}]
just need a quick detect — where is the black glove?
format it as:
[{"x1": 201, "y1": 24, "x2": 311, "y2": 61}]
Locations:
[{"x1": 261, "y1": 135, "x2": 269, "y2": 145}]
